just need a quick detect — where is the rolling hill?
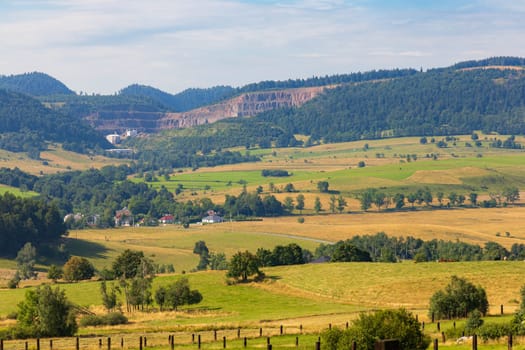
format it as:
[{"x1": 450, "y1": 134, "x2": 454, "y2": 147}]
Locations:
[{"x1": 0, "y1": 72, "x2": 75, "y2": 96}]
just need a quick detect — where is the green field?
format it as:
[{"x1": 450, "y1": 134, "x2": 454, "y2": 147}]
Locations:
[
  {"x1": 133, "y1": 135, "x2": 525, "y2": 206},
  {"x1": 1, "y1": 261, "x2": 525, "y2": 350},
  {"x1": 1, "y1": 135, "x2": 525, "y2": 349},
  {"x1": 66, "y1": 226, "x2": 326, "y2": 273}
]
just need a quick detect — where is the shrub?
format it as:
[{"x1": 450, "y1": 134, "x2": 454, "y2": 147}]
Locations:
[
  {"x1": 80, "y1": 312, "x2": 128, "y2": 327},
  {"x1": 322, "y1": 309, "x2": 429, "y2": 350},
  {"x1": 297, "y1": 217, "x2": 305, "y2": 224},
  {"x1": 63, "y1": 256, "x2": 95, "y2": 282},
  {"x1": 477, "y1": 322, "x2": 512, "y2": 341}
]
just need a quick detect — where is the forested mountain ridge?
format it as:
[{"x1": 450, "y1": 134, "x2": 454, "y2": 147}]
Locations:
[
  {"x1": 0, "y1": 89, "x2": 111, "y2": 155},
  {"x1": 257, "y1": 63, "x2": 525, "y2": 142},
  {"x1": 0, "y1": 72, "x2": 75, "y2": 96}
]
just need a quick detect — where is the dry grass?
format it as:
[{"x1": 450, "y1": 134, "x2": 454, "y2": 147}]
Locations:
[
  {"x1": 261, "y1": 261, "x2": 525, "y2": 321},
  {"x1": 221, "y1": 207, "x2": 525, "y2": 248},
  {"x1": 0, "y1": 145, "x2": 127, "y2": 175}
]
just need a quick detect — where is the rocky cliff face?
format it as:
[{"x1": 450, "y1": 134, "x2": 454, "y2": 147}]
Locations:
[
  {"x1": 85, "y1": 86, "x2": 330, "y2": 133},
  {"x1": 158, "y1": 86, "x2": 328, "y2": 130}
]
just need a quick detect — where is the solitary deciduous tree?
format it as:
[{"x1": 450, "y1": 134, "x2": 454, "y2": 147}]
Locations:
[
  {"x1": 227, "y1": 251, "x2": 262, "y2": 282},
  {"x1": 322, "y1": 309, "x2": 429, "y2": 350},
  {"x1": 63, "y1": 256, "x2": 95, "y2": 282},
  {"x1": 429, "y1": 275, "x2": 488, "y2": 319},
  {"x1": 16, "y1": 242, "x2": 37, "y2": 280},
  {"x1": 155, "y1": 277, "x2": 203, "y2": 311}
]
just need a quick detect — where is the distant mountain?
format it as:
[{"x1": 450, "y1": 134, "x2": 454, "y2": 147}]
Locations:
[
  {"x1": 0, "y1": 89, "x2": 111, "y2": 155},
  {"x1": 119, "y1": 84, "x2": 236, "y2": 112},
  {"x1": 0, "y1": 72, "x2": 75, "y2": 96},
  {"x1": 119, "y1": 69, "x2": 417, "y2": 112}
]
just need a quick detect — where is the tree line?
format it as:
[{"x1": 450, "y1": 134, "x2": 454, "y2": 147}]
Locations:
[
  {"x1": 0, "y1": 192, "x2": 66, "y2": 257},
  {"x1": 315, "y1": 232, "x2": 522, "y2": 262}
]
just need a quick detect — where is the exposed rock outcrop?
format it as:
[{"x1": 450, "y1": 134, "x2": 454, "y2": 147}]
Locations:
[{"x1": 85, "y1": 86, "x2": 331, "y2": 133}]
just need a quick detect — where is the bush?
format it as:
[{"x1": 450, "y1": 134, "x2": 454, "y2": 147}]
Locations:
[
  {"x1": 477, "y1": 322, "x2": 512, "y2": 341},
  {"x1": 297, "y1": 217, "x2": 305, "y2": 224},
  {"x1": 80, "y1": 312, "x2": 128, "y2": 327},
  {"x1": 15, "y1": 285, "x2": 77, "y2": 338},
  {"x1": 63, "y1": 256, "x2": 95, "y2": 282},
  {"x1": 429, "y1": 276, "x2": 488, "y2": 319},
  {"x1": 322, "y1": 309, "x2": 429, "y2": 350}
]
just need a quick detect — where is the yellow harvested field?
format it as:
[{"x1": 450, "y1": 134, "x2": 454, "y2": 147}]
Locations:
[
  {"x1": 408, "y1": 167, "x2": 490, "y2": 184},
  {"x1": 225, "y1": 207, "x2": 525, "y2": 248}
]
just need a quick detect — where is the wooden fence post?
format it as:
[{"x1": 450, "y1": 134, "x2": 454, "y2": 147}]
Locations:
[
  {"x1": 328, "y1": 323, "x2": 331, "y2": 330},
  {"x1": 0, "y1": 339, "x2": 4, "y2": 350},
  {"x1": 259, "y1": 328, "x2": 262, "y2": 337},
  {"x1": 37, "y1": 338, "x2": 40, "y2": 350},
  {"x1": 121, "y1": 337, "x2": 124, "y2": 348},
  {"x1": 352, "y1": 341, "x2": 357, "y2": 350},
  {"x1": 238, "y1": 327, "x2": 241, "y2": 338},
  {"x1": 315, "y1": 340, "x2": 321, "y2": 350},
  {"x1": 99, "y1": 338, "x2": 102, "y2": 349},
  {"x1": 432, "y1": 312, "x2": 435, "y2": 323},
  {"x1": 267, "y1": 337, "x2": 270, "y2": 345},
  {"x1": 346, "y1": 322, "x2": 349, "y2": 330},
  {"x1": 267, "y1": 344, "x2": 272, "y2": 350},
  {"x1": 300, "y1": 324, "x2": 303, "y2": 333},
  {"x1": 223, "y1": 336, "x2": 226, "y2": 349},
  {"x1": 214, "y1": 330, "x2": 217, "y2": 341},
  {"x1": 139, "y1": 336, "x2": 143, "y2": 350},
  {"x1": 76, "y1": 337, "x2": 80, "y2": 350},
  {"x1": 26, "y1": 341, "x2": 28, "y2": 350},
  {"x1": 437, "y1": 322, "x2": 440, "y2": 331},
  {"x1": 144, "y1": 336, "x2": 147, "y2": 347},
  {"x1": 295, "y1": 336, "x2": 299, "y2": 347},
  {"x1": 198, "y1": 334, "x2": 201, "y2": 349},
  {"x1": 108, "y1": 337, "x2": 111, "y2": 350},
  {"x1": 433, "y1": 339, "x2": 438, "y2": 350},
  {"x1": 441, "y1": 332, "x2": 446, "y2": 343},
  {"x1": 192, "y1": 334, "x2": 195, "y2": 344},
  {"x1": 280, "y1": 325, "x2": 284, "y2": 335},
  {"x1": 472, "y1": 334, "x2": 477, "y2": 350},
  {"x1": 170, "y1": 334, "x2": 174, "y2": 350},
  {"x1": 508, "y1": 334, "x2": 513, "y2": 350},
  {"x1": 501, "y1": 305, "x2": 504, "y2": 315},
  {"x1": 244, "y1": 337, "x2": 247, "y2": 348},
  {"x1": 49, "y1": 339, "x2": 53, "y2": 350}
]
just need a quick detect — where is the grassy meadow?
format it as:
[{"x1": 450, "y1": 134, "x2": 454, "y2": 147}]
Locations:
[
  {"x1": 137, "y1": 134, "x2": 525, "y2": 212},
  {"x1": 1, "y1": 134, "x2": 525, "y2": 348},
  {"x1": 0, "y1": 144, "x2": 127, "y2": 175}
]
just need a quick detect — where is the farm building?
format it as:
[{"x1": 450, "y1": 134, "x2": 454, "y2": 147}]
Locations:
[
  {"x1": 159, "y1": 214, "x2": 175, "y2": 224},
  {"x1": 202, "y1": 214, "x2": 224, "y2": 224},
  {"x1": 114, "y1": 207, "x2": 133, "y2": 226}
]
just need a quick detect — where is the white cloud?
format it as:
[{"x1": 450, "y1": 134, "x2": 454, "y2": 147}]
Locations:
[{"x1": 1, "y1": 0, "x2": 525, "y2": 93}]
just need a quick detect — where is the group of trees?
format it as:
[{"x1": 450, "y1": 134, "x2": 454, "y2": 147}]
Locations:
[
  {"x1": 314, "y1": 232, "x2": 518, "y2": 263},
  {"x1": 0, "y1": 193, "x2": 66, "y2": 258},
  {"x1": 358, "y1": 186, "x2": 520, "y2": 212}
]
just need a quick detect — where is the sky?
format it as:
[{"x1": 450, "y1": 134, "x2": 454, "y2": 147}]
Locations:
[{"x1": 1, "y1": 0, "x2": 525, "y2": 94}]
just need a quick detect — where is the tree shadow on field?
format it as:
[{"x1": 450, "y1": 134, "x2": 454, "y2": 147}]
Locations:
[{"x1": 64, "y1": 237, "x2": 108, "y2": 259}]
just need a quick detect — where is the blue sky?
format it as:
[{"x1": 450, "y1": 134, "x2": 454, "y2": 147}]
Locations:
[{"x1": 1, "y1": 0, "x2": 524, "y2": 94}]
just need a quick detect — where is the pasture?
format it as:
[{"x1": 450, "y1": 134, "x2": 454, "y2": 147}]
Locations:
[
  {"x1": 137, "y1": 134, "x2": 525, "y2": 209},
  {"x1": 0, "y1": 145, "x2": 127, "y2": 175}
]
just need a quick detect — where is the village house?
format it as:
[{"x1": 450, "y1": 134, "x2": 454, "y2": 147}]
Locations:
[
  {"x1": 114, "y1": 207, "x2": 133, "y2": 227},
  {"x1": 159, "y1": 214, "x2": 175, "y2": 225},
  {"x1": 201, "y1": 210, "x2": 224, "y2": 224}
]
